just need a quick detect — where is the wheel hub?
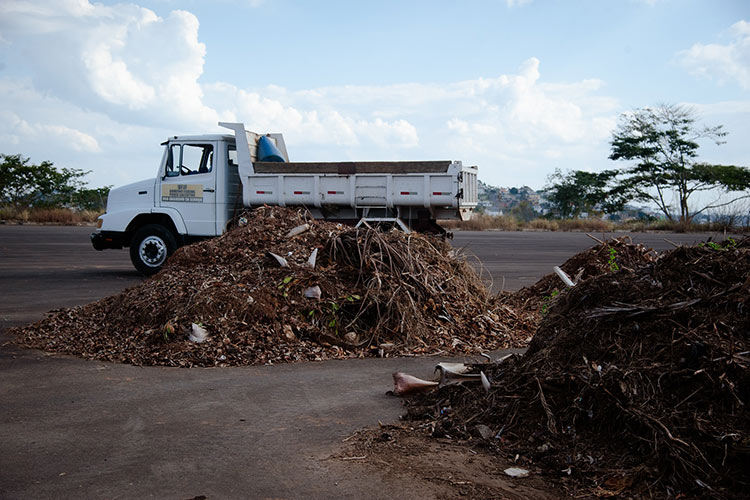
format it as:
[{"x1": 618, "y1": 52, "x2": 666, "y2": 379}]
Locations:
[{"x1": 139, "y1": 236, "x2": 167, "y2": 267}]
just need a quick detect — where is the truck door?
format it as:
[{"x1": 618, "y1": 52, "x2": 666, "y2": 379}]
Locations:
[{"x1": 160, "y1": 142, "x2": 217, "y2": 236}]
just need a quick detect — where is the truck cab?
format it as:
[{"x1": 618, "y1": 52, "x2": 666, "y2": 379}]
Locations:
[{"x1": 92, "y1": 133, "x2": 242, "y2": 275}]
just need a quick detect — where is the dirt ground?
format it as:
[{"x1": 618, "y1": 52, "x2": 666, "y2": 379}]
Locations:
[{"x1": 336, "y1": 426, "x2": 567, "y2": 499}]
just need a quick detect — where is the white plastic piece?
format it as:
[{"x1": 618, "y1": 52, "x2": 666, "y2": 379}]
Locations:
[
  {"x1": 553, "y1": 266, "x2": 575, "y2": 287},
  {"x1": 286, "y1": 223, "x2": 310, "y2": 238},
  {"x1": 504, "y1": 467, "x2": 530, "y2": 478},
  {"x1": 434, "y1": 363, "x2": 480, "y2": 385},
  {"x1": 307, "y1": 248, "x2": 318, "y2": 269},
  {"x1": 436, "y1": 362, "x2": 471, "y2": 375},
  {"x1": 268, "y1": 252, "x2": 288, "y2": 267},
  {"x1": 189, "y1": 323, "x2": 209, "y2": 343},
  {"x1": 303, "y1": 285, "x2": 321, "y2": 299},
  {"x1": 481, "y1": 371, "x2": 491, "y2": 393}
]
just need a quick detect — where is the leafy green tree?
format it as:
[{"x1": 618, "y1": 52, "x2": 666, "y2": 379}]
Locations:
[
  {"x1": 609, "y1": 104, "x2": 750, "y2": 224},
  {"x1": 1, "y1": 154, "x2": 43, "y2": 207},
  {"x1": 72, "y1": 186, "x2": 112, "y2": 211},
  {"x1": 543, "y1": 168, "x2": 626, "y2": 218},
  {"x1": 1, "y1": 154, "x2": 90, "y2": 208}
]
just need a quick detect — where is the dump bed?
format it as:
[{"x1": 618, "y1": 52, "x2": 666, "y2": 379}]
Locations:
[
  {"x1": 252, "y1": 161, "x2": 453, "y2": 174},
  {"x1": 220, "y1": 122, "x2": 478, "y2": 222}
]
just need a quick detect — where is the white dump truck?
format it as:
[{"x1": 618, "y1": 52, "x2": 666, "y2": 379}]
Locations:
[{"x1": 91, "y1": 122, "x2": 478, "y2": 275}]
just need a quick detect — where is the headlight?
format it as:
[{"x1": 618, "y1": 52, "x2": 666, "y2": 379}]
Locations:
[{"x1": 97, "y1": 218, "x2": 103, "y2": 229}]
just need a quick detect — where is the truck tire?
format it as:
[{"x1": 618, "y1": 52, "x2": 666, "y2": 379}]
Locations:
[{"x1": 129, "y1": 224, "x2": 177, "y2": 276}]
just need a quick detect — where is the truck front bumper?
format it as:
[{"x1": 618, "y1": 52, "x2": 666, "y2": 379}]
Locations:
[{"x1": 91, "y1": 231, "x2": 127, "y2": 250}]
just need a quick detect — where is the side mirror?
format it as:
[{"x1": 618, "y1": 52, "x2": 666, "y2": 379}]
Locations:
[{"x1": 165, "y1": 170, "x2": 180, "y2": 178}]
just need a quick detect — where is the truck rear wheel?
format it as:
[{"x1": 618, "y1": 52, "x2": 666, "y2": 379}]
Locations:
[{"x1": 129, "y1": 224, "x2": 177, "y2": 276}]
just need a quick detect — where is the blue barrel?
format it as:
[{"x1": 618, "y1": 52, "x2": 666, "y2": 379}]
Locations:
[{"x1": 257, "y1": 135, "x2": 285, "y2": 162}]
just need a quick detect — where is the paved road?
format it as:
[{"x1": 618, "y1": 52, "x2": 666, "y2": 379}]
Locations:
[
  {"x1": 0, "y1": 225, "x2": 141, "y2": 329},
  {"x1": 455, "y1": 229, "x2": 721, "y2": 292},
  {"x1": 0, "y1": 225, "x2": 729, "y2": 499}
]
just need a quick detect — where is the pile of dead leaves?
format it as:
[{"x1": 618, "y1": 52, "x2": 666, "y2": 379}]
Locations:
[
  {"x1": 11, "y1": 206, "x2": 526, "y2": 366},
  {"x1": 406, "y1": 237, "x2": 750, "y2": 499}
]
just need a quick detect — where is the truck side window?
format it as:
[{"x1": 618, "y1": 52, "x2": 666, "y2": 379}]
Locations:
[
  {"x1": 201, "y1": 148, "x2": 213, "y2": 174},
  {"x1": 165, "y1": 144, "x2": 181, "y2": 177},
  {"x1": 166, "y1": 144, "x2": 213, "y2": 176},
  {"x1": 182, "y1": 144, "x2": 213, "y2": 175},
  {"x1": 228, "y1": 147, "x2": 238, "y2": 167}
]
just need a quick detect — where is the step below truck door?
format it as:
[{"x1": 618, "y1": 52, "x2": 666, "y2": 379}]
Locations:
[{"x1": 159, "y1": 142, "x2": 217, "y2": 236}]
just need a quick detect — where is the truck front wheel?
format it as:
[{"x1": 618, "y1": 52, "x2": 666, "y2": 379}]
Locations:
[{"x1": 129, "y1": 224, "x2": 177, "y2": 276}]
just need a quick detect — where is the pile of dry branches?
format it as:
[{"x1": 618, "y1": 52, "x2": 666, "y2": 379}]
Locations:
[
  {"x1": 11, "y1": 206, "x2": 526, "y2": 366},
  {"x1": 408, "y1": 237, "x2": 749, "y2": 498},
  {"x1": 494, "y1": 235, "x2": 658, "y2": 342}
]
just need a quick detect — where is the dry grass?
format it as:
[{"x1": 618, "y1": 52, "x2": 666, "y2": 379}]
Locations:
[
  {"x1": 618, "y1": 218, "x2": 750, "y2": 234},
  {"x1": 441, "y1": 214, "x2": 518, "y2": 231},
  {"x1": 78, "y1": 210, "x2": 101, "y2": 222},
  {"x1": 617, "y1": 220, "x2": 649, "y2": 232},
  {"x1": 0, "y1": 206, "x2": 101, "y2": 224},
  {"x1": 617, "y1": 219, "x2": 684, "y2": 232},
  {"x1": 448, "y1": 214, "x2": 750, "y2": 234},
  {"x1": 445, "y1": 215, "x2": 614, "y2": 232},
  {"x1": 557, "y1": 218, "x2": 614, "y2": 232},
  {"x1": 528, "y1": 218, "x2": 559, "y2": 231}
]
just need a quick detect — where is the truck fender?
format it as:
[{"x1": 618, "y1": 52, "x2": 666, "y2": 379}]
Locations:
[
  {"x1": 113, "y1": 210, "x2": 186, "y2": 247},
  {"x1": 150, "y1": 208, "x2": 188, "y2": 235},
  {"x1": 101, "y1": 208, "x2": 160, "y2": 233}
]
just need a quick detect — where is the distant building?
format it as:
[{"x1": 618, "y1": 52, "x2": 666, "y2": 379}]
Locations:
[
  {"x1": 477, "y1": 180, "x2": 544, "y2": 216},
  {"x1": 477, "y1": 180, "x2": 672, "y2": 221},
  {"x1": 605, "y1": 204, "x2": 659, "y2": 221}
]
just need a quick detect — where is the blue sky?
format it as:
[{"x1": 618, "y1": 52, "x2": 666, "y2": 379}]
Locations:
[{"x1": 0, "y1": 0, "x2": 748, "y2": 191}]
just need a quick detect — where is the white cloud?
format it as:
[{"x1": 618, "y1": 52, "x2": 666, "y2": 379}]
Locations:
[
  {"x1": 678, "y1": 20, "x2": 750, "y2": 90},
  {"x1": 240, "y1": 57, "x2": 620, "y2": 181},
  {"x1": 506, "y1": 0, "x2": 532, "y2": 7},
  {"x1": 44, "y1": 125, "x2": 101, "y2": 153},
  {"x1": 354, "y1": 119, "x2": 419, "y2": 149},
  {"x1": 203, "y1": 83, "x2": 419, "y2": 151},
  {"x1": 241, "y1": 57, "x2": 616, "y2": 155},
  {"x1": 0, "y1": 1, "x2": 218, "y2": 128},
  {"x1": 0, "y1": 77, "x2": 163, "y2": 186},
  {"x1": 0, "y1": 110, "x2": 100, "y2": 154}
]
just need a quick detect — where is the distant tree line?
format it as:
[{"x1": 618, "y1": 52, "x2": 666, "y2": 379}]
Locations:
[
  {"x1": 0, "y1": 154, "x2": 110, "y2": 211},
  {"x1": 544, "y1": 104, "x2": 750, "y2": 225}
]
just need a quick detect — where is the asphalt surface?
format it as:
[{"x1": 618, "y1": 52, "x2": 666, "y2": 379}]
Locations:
[
  {"x1": 453, "y1": 229, "x2": 722, "y2": 292},
  {"x1": 0, "y1": 225, "x2": 728, "y2": 499},
  {"x1": 0, "y1": 225, "x2": 141, "y2": 329}
]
